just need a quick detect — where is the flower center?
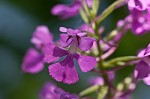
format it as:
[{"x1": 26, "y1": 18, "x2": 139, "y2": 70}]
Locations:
[{"x1": 69, "y1": 37, "x2": 78, "y2": 54}]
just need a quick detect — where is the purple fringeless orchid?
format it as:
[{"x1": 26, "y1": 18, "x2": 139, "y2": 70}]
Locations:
[{"x1": 43, "y1": 27, "x2": 96, "y2": 84}]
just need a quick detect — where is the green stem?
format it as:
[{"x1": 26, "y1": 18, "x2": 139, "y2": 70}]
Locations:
[
  {"x1": 79, "y1": 85, "x2": 99, "y2": 97},
  {"x1": 103, "y1": 56, "x2": 140, "y2": 68},
  {"x1": 94, "y1": 16, "x2": 111, "y2": 99}
]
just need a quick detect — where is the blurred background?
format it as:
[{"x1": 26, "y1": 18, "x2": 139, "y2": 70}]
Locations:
[{"x1": 0, "y1": 0, "x2": 150, "y2": 99}]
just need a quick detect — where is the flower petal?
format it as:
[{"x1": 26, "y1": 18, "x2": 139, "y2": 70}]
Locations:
[
  {"x1": 39, "y1": 82, "x2": 60, "y2": 99},
  {"x1": 59, "y1": 27, "x2": 67, "y2": 32},
  {"x1": 43, "y1": 43, "x2": 68, "y2": 63},
  {"x1": 51, "y1": 3, "x2": 80, "y2": 19},
  {"x1": 75, "y1": 54, "x2": 96, "y2": 72},
  {"x1": 89, "y1": 77, "x2": 104, "y2": 86},
  {"x1": 60, "y1": 92, "x2": 78, "y2": 99},
  {"x1": 143, "y1": 75, "x2": 150, "y2": 85},
  {"x1": 22, "y1": 48, "x2": 44, "y2": 73},
  {"x1": 85, "y1": 0, "x2": 93, "y2": 7},
  {"x1": 79, "y1": 24, "x2": 94, "y2": 33},
  {"x1": 31, "y1": 25, "x2": 53, "y2": 49},
  {"x1": 79, "y1": 37, "x2": 95, "y2": 51},
  {"x1": 49, "y1": 56, "x2": 79, "y2": 84},
  {"x1": 144, "y1": 43, "x2": 150, "y2": 56},
  {"x1": 128, "y1": 0, "x2": 147, "y2": 10},
  {"x1": 134, "y1": 61, "x2": 150, "y2": 79},
  {"x1": 51, "y1": 4, "x2": 67, "y2": 15},
  {"x1": 60, "y1": 34, "x2": 73, "y2": 47}
]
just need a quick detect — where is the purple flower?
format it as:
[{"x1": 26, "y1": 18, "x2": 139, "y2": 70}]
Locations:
[
  {"x1": 44, "y1": 43, "x2": 96, "y2": 84},
  {"x1": 79, "y1": 24, "x2": 94, "y2": 34},
  {"x1": 54, "y1": 87, "x2": 78, "y2": 99},
  {"x1": 39, "y1": 82, "x2": 60, "y2": 99},
  {"x1": 43, "y1": 27, "x2": 96, "y2": 84},
  {"x1": 31, "y1": 25, "x2": 53, "y2": 49},
  {"x1": 134, "y1": 43, "x2": 150, "y2": 85},
  {"x1": 22, "y1": 26, "x2": 53, "y2": 74},
  {"x1": 143, "y1": 75, "x2": 150, "y2": 85},
  {"x1": 128, "y1": 0, "x2": 150, "y2": 10},
  {"x1": 39, "y1": 82, "x2": 78, "y2": 99},
  {"x1": 51, "y1": 0, "x2": 92, "y2": 19},
  {"x1": 129, "y1": 8, "x2": 150, "y2": 35},
  {"x1": 59, "y1": 27, "x2": 95, "y2": 51},
  {"x1": 89, "y1": 76, "x2": 104, "y2": 86},
  {"x1": 22, "y1": 48, "x2": 44, "y2": 74}
]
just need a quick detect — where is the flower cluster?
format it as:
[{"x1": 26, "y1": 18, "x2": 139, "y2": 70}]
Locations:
[
  {"x1": 22, "y1": 26, "x2": 53, "y2": 73},
  {"x1": 22, "y1": 0, "x2": 150, "y2": 99}
]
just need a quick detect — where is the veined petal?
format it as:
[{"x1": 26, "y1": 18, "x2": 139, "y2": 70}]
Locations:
[
  {"x1": 31, "y1": 25, "x2": 53, "y2": 49},
  {"x1": 60, "y1": 34, "x2": 73, "y2": 47},
  {"x1": 43, "y1": 43, "x2": 68, "y2": 63},
  {"x1": 79, "y1": 37, "x2": 95, "y2": 51},
  {"x1": 48, "y1": 56, "x2": 79, "y2": 84},
  {"x1": 22, "y1": 48, "x2": 44, "y2": 74},
  {"x1": 75, "y1": 54, "x2": 96, "y2": 72},
  {"x1": 134, "y1": 61, "x2": 150, "y2": 79}
]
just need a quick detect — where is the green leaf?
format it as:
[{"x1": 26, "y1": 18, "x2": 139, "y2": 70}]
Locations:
[
  {"x1": 79, "y1": 8, "x2": 89, "y2": 23},
  {"x1": 83, "y1": 0, "x2": 91, "y2": 17},
  {"x1": 92, "y1": 0, "x2": 99, "y2": 16}
]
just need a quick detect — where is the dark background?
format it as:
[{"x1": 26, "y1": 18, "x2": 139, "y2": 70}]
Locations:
[{"x1": 0, "y1": 0, "x2": 150, "y2": 99}]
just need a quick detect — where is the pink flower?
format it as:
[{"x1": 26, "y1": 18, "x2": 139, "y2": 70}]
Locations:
[
  {"x1": 128, "y1": 0, "x2": 150, "y2": 11},
  {"x1": 43, "y1": 27, "x2": 96, "y2": 84},
  {"x1": 22, "y1": 26, "x2": 53, "y2": 74},
  {"x1": 31, "y1": 26, "x2": 53, "y2": 49},
  {"x1": 22, "y1": 48, "x2": 44, "y2": 74},
  {"x1": 134, "y1": 43, "x2": 150, "y2": 85},
  {"x1": 129, "y1": 8, "x2": 150, "y2": 35},
  {"x1": 51, "y1": 0, "x2": 93, "y2": 19},
  {"x1": 39, "y1": 82, "x2": 78, "y2": 99}
]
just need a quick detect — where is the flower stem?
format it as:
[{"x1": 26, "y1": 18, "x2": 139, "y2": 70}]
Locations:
[{"x1": 103, "y1": 56, "x2": 140, "y2": 69}]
